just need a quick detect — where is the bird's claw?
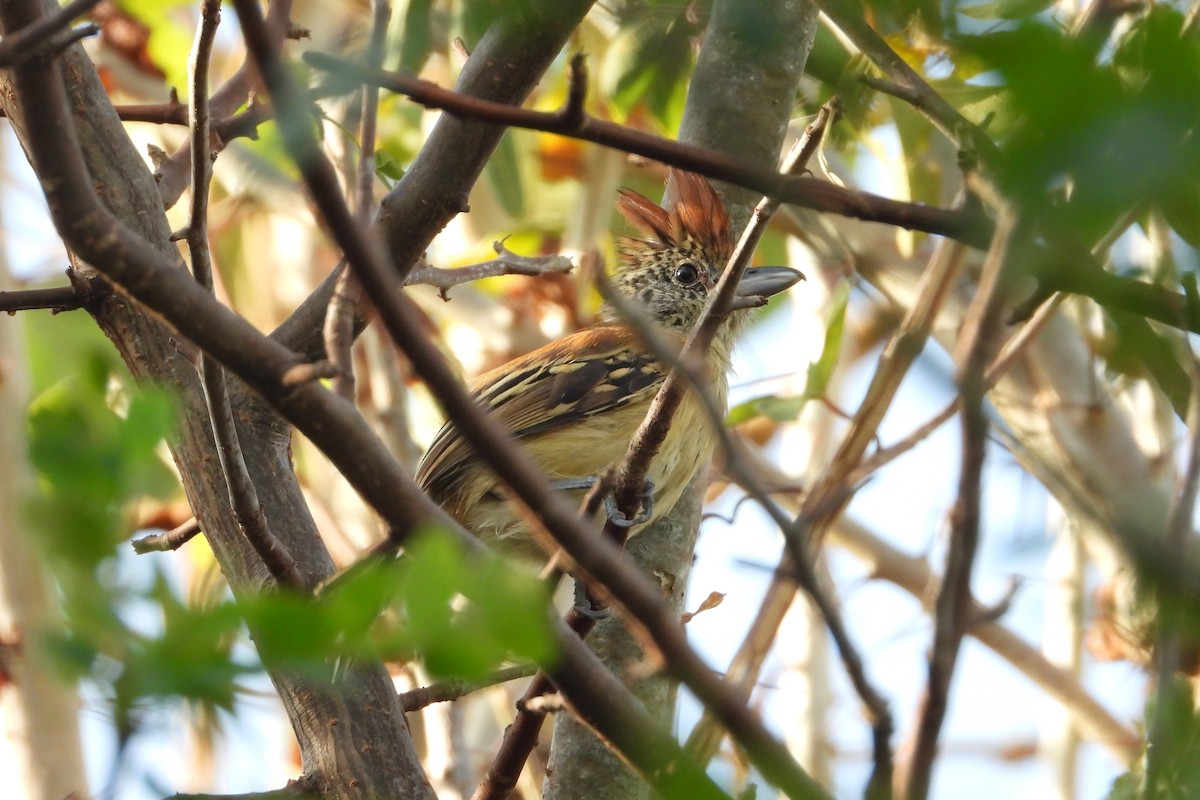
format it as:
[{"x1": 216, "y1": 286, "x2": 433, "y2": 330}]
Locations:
[
  {"x1": 604, "y1": 478, "x2": 655, "y2": 529},
  {"x1": 573, "y1": 579, "x2": 611, "y2": 619}
]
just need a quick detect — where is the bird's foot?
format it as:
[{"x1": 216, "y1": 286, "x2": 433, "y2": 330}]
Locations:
[{"x1": 604, "y1": 478, "x2": 655, "y2": 529}]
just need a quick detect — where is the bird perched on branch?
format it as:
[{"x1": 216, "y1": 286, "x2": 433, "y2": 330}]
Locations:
[{"x1": 415, "y1": 170, "x2": 802, "y2": 559}]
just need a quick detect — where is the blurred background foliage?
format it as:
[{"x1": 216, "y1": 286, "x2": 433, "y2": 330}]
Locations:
[{"x1": 6, "y1": 0, "x2": 1200, "y2": 798}]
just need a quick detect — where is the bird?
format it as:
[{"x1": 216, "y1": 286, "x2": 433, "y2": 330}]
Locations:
[{"x1": 414, "y1": 170, "x2": 803, "y2": 560}]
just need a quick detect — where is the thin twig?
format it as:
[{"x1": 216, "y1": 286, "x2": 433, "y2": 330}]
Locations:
[
  {"x1": 901, "y1": 208, "x2": 1019, "y2": 800},
  {"x1": 130, "y1": 517, "x2": 202, "y2": 553},
  {"x1": 0, "y1": 284, "x2": 83, "y2": 313},
  {"x1": 0, "y1": 0, "x2": 102, "y2": 67},
  {"x1": 852, "y1": 291, "x2": 1067, "y2": 483},
  {"x1": 825, "y1": 516, "x2": 1140, "y2": 759},
  {"x1": 856, "y1": 190, "x2": 1140, "y2": 484},
  {"x1": 406, "y1": 243, "x2": 574, "y2": 299},
  {"x1": 398, "y1": 664, "x2": 536, "y2": 711},
  {"x1": 188, "y1": 0, "x2": 302, "y2": 588},
  {"x1": 321, "y1": 0, "x2": 390, "y2": 401}
]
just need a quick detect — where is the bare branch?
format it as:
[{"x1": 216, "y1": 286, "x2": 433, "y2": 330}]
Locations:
[
  {"x1": 827, "y1": 517, "x2": 1139, "y2": 760},
  {"x1": 0, "y1": 285, "x2": 82, "y2": 314},
  {"x1": 398, "y1": 665, "x2": 536, "y2": 712},
  {"x1": 322, "y1": 0, "x2": 390, "y2": 402},
  {"x1": 131, "y1": 518, "x2": 202, "y2": 554},
  {"x1": 187, "y1": 0, "x2": 302, "y2": 589},
  {"x1": 157, "y1": 0, "x2": 295, "y2": 208},
  {"x1": 0, "y1": 0, "x2": 101, "y2": 68},
  {"x1": 406, "y1": 243, "x2": 573, "y2": 298}
]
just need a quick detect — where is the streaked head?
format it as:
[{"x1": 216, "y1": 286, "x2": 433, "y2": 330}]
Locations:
[{"x1": 603, "y1": 169, "x2": 802, "y2": 338}]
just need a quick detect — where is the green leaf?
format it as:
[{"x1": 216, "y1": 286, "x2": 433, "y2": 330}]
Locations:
[
  {"x1": 398, "y1": 0, "x2": 436, "y2": 73},
  {"x1": 129, "y1": 577, "x2": 250, "y2": 711},
  {"x1": 375, "y1": 149, "x2": 407, "y2": 182},
  {"x1": 726, "y1": 394, "x2": 809, "y2": 427},
  {"x1": 26, "y1": 364, "x2": 177, "y2": 567},
  {"x1": 468, "y1": 556, "x2": 556, "y2": 667},
  {"x1": 959, "y1": 10, "x2": 1200, "y2": 241},
  {"x1": 397, "y1": 529, "x2": 555, "y2": 679},
  {"x1": 726, "y1": 281, "x2": 850, "y2": 427},
  {"x1": 804, "y1": 280, "x2": 851, "y2": 400},
  {"x1": 600, "y1": 12, "x2": 694, "y2": 124}
]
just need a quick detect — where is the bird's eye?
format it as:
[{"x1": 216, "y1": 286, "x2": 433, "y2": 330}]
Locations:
[{"x1": 674, "y1": 263, "x2": 701, "y2": 285}]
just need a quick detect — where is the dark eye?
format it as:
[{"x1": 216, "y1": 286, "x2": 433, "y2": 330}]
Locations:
[{"x1": 674, "y1": 263, "x2": 701, "y2": 285}]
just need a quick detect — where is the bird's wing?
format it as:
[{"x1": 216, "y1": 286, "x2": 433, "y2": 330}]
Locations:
[{"x1": 415, "y1": 326, "x2": 668, "y2": 497}]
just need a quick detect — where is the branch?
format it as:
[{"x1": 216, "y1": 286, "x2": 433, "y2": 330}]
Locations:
[
  {"x1": 472, "y1": 606, "x2": 601, "y2": 800},
  {"x1": 321, "y1": 0, "x2": 390, "y2": 402},
  {"x1": 186, "y1": 0, "x2": 302, "y2": 588},
  {"x1": 0, "y1": 284, "x2": 81, "y2": 313},
  {"x1": 406, "y1": 242, "x2": 573, "y2": 299},
  {"x1": 156, "y1": 0, "x2": 295, "y2": 208},
  {"x1": 232, "y1": 1, "x2": 830, "y2": 795},
  {"x1": 826, "y1": 517, "x2": 1139, "y2": 760},
  {"x1": 1147, "y1": 357, "x2": 1200, "y2": 786},
  {"x1": 131, "y1": 517, "x2": 202, "y2": 554},
  {"x1": 302, "y1": 51, "x2": 991, "y2": 248},
  {"x1": 303, "y1": 54, "x2": 1200, "y2": 344},
  {"x1": 35, "y1": 96, "x2": 278, "y2": 148},
  {"x1": 852, "y1": 290, "x2": 1068, "y2": 484},
  {"x1": 397, "y1": 664, "x2": 536, "y2": 712},
  {"x1": 687, "y1": 230, "x2": 970, "y2": 783},
  {"x1": 900, "y1": 207, "x2": 1020, "y2": 800},
  {"x1": 0, "y1": 0, "x2": 101, "y2": 68}
]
